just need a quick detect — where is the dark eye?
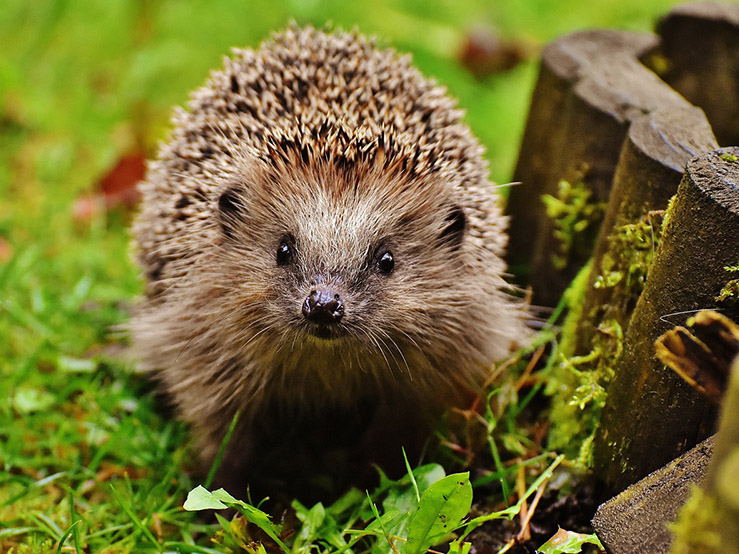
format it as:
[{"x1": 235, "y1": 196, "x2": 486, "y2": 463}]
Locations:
[
  {"x1": 276, "y1": 239, "x2": 294, "y2": 266},
  {"x1": 377, "y1": 251, "x2": 394, "y2": 274}
]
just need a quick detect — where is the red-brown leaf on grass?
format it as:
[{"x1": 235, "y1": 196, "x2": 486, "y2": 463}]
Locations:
[
  {"x1": 99, "y1": 153, "x2": 146, "y2": 200},
  {"x1": 458, "y1": 27, "x2": 533, "y2": 79},
  {"x1": 73, "y1": 152, "x2": 146, "y2": 221},
  {"x1": 0, "y1": 237, "x2": 13, "y2": 263}
]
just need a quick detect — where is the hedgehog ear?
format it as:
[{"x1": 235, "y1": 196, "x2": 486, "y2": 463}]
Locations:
[
  {"x1": 439, "y1": 205, "x2": 466, "y2": 250},
  {"x1": 217, "y1": 186, "x2": 246, "y2": 240}
]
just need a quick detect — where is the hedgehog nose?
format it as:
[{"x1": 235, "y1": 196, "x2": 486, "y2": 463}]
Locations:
[{"x1": 302, "y1": 289, "x2": 344, "y2": 325}]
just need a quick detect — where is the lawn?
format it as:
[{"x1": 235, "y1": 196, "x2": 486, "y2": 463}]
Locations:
[{"x1": 0, "y1": 1, "x2": 686, "y2": 552}]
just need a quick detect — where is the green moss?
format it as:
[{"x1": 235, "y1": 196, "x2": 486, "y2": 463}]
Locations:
[
  {"x1": 598, "y1": 210, "x2": 664, "y2": 298},
  {"x1": 670, "y1": 486, "x2": 721, "y2": 554},
  {"x1": 716, "y1": 262, "x2": 739, "y2": 304},
  {"x1": 557, "y1": 260, "x2": 593, "y2": 358},
  {"x1": 662, "y1": 193, "x2": 677, "y2": 231},
  {"x1": 716, "y1": 280, "x2": 739, "y2": 303},
  {"x1": 592, "y1": 264, "x2": 622, "y2": 289},
  {"x1": 546, "y1": 211, "x2": 663, "y2": 462},
  {"x1": 720, "y1": 153, "x2": 738, "y2": 163},
  {"x1": 545, "y1": 260, "x2": 624, "y2": 464},
  {"x1": 542, "y1": 179, "x2": 606, "y2": 270},
  {"x1": 644, "y1": 51, "x2": 672, "y2": 76},
  {"x1": 546, "y1": 318, "x2": 622, "y2": 464}
]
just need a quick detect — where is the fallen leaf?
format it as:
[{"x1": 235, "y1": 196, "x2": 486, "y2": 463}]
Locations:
[
  {"x1": 0, "y1": 237, "x2": 13, "y2": 263},
  {"x1": 99, "y1": 152, "x2": 146, "y2": 201},
  {"x1": 73, "y1": 152, "x2": 145, "y2": 221},
  {"x1": 538, "y1": 527, "x2": 604, "y2": 553},
  {"x1": 458, "y1": 27, "x2": 532, "y2": 79},
  {"x1": 655, "y1": 310, "x2": 739, "y2": 404}
]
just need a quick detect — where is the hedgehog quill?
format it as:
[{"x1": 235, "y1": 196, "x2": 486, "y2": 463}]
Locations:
[{"x1": 132, "y1": 26, "x2": 529, "y2": 498}]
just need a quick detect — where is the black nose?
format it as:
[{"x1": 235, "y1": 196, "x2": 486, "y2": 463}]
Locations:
[{"x1": 302, "y1": 289, "x2": 344, "y2": 325}]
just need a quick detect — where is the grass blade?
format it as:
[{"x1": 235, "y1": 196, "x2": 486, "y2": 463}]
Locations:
[
  {"x1": 205, "y1": 410, "x2": 240, "y2": 488},
  {"x1": 56, "y1": 520, "x2": 79, "y2": 554},
  {"x1": 109, "y1": 483, "x2": 161, "y2": 549}
]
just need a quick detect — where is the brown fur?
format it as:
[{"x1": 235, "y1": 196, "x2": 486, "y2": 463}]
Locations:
[{"x1": 132, "y1": 26, "x2": 529, "y2": 498}]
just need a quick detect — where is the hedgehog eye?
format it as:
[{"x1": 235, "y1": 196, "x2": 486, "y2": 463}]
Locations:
[
  {"x1": 376, "y1": 250, "x2": 394, "y2": 274},
  {"x1": 439, "y1": 206, "x2": 466, "y2": 250},
  {"x1": 276, "y1": 237, "x2": 295, "y2": 266},
  {"x1": 217, "y1": 187, "x2": 246, "y2": 240}
]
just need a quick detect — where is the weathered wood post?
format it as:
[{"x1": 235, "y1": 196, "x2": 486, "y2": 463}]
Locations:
[
  {"x1": 593, "y1": 148, "x2": 739, "y2": 493},
  {"x1": 592, "y1": 311, "x2": 739, "y2": 554},
  {"x1": 506, "y1": 30, "x2": 697, "y2": 306},
  {"x1": 651, "y1": 2, "x2": 739, "y2": 146},
  {"x1": 545, "y1": 107, "x2": 717, "y2": 455},
  {"x1": 569, "y1": 107, "x2": 717, "y2": 359}
]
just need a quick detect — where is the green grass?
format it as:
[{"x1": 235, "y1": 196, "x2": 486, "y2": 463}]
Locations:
[{"x1": 1, "y1": 0, "x2": 686, "y2": 552}]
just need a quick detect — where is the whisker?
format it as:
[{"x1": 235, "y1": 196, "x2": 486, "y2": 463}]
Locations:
[
  {"x1": 382, "y1": 330, "x2": 410, "y2": 374},
  {"x1": 364, "y1": 329, "x2": 392, "y2": 374}
]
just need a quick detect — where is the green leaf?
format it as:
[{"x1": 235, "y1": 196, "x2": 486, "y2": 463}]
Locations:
[
  {"x1": 57, "y1": 355, "x2": 96, "y2": 373},
  {"x1": 184, "y1": 486, "x2": 289, "y2": 553},
  {"x1": 13, "y1": 386, "x2": 55, "y2": 414},
  {"x1": 232, "y1": 501, "x2": 287, "y2": 551},
  {"x1": 448, "y1": 539, "x2": 472, "y2": 554},
  {"x1": 183, "y1": 485, "x2": 227, "y2": 510},
  {"x1": 364, "y1": 463, "x2": 445, "y2": 554},
  {"x1": 293, "y1": 502, "x2": 326, "y2": 549},
  {"x1": 413, "y1": 464, "x2": 447, "y2": 495},
  {"x1": 384, "y1": 464, "x2": 446, "y2": 515},
  {"x1": 538, "y1": 528, "x2": 604, "y2": 554},
  {"x1": 382, "y1": 481, "x2": 420, "y2": 516},
  {"x1": 210, "y1": 488, "x2": 239, "y2": 504},
  {"x1": 326, "y1": 487, "x2": 365, "y2": 519},
  {"x1": 404, "y1": 472, "x2": 472, "y2": 554}
]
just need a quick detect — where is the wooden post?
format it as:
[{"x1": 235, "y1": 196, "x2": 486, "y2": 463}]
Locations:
[
  {"x1": 593, "y1": 148, "x2": 739, "y2": 493},
  {"x1": 651, "y1": 2, "x2": 739, "y2": 146},
  {"x1": 592, "y1": 437, "x2": 714, "y2": 554},
  {"x1": 570, "y1": 107, "x2": 717, "y2": 358},
  {"x1": 506, "y1": 30, "x2": 696, "y2": 306}
]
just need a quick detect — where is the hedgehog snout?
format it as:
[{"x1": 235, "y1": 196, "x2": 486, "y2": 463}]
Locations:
[{"x1": 302, "y1": 287, "x2": 345, "y2": 325}]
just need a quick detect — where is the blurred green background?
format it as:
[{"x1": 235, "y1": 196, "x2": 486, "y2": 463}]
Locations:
[
  {"x1": 0, "y1": 0, "x2": 690, "y2": 336},
  {"x1": 1, "y1": 0, "x2": 686, "y2": 197},
  {"x1": 0, "y1": 0, "x2": 693, "y2": 550}
]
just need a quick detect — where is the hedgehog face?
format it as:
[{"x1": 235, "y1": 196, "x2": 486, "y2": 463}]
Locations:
[{"x1": 215, "y1": 164, "x2": 471, "y2": 362}]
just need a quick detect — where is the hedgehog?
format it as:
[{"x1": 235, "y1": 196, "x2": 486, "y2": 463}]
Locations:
[{"x1": 132, "y1": 25, "x2": 529, "y2": 498}]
